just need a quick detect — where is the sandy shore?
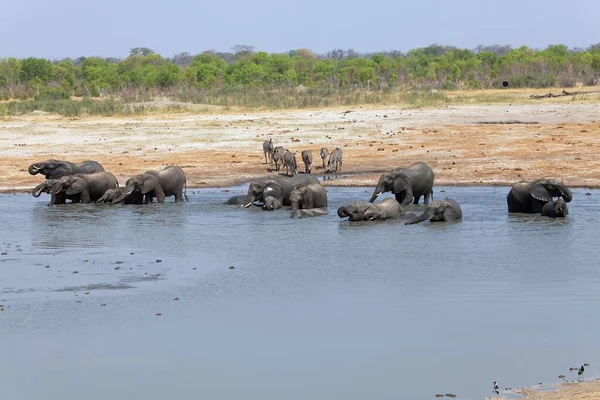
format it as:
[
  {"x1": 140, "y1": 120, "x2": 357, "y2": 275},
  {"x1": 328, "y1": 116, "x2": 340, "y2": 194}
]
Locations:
[
  {"x1": 1, "y1": 96, "x2": 600, "y2": 193},
  {"x1": 515, "y1": 379, "x2": 600, "y2": 400}
]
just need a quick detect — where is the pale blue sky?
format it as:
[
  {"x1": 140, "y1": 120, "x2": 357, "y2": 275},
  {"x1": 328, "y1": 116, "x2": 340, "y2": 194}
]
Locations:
[{"x1": 2, "y1": 0, "x2": 598, "y2": 59}]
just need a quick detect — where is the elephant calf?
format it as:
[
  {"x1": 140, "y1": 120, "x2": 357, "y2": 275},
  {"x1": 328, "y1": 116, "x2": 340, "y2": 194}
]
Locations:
[
  {"x1": 51, "y1": 172, "x2": 119, "y2": 204},
  {"x1": 507, "y1": 178, "x2": 572, "y2": 213},
  {"x1": 405, "y1": 198, "x2": 462, "y2": 225},
  {"x1": 541, "y1": 198, "x2": 569, "y2": 218},
  {"x1": 225, "y1": 194, "x2": 247, "y2": 205},
  {"x1": 96, "y1": 188, "x2": 142, "y2": 205},
  {"x1": 262, "y1": 196, "x2": 282, "y2": 210},
  {"x1": 32, "y1": 179, "x2": 73, "y2": 205},
  {"x1": 338, "y1": 198, "x2": 404, "y2": 222}
]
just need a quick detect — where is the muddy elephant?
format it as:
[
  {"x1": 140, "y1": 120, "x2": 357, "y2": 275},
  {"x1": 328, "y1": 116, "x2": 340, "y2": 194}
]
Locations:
[
  {"x1": 405, "y1": 198, "x2": 462, "y2": 225},
  {"x1": 262, "y1": 196, "x2": 282, "y2": 210},
  {"x1": 290, "y1": 183, "x2": 327, "y2": 212},
  {"x1": 337, "y1": 198, "x2": 404, "y2": 221},
  {"x1": 263, "y1": 139, "x2": 274, "y2": 164},
  {"x1": 507, "y1": 179, "x2": 572, "y2": 213},
  {"x1": 113, "y1": 166, "x2": 188, "y2": 204},
  {"x1": 28, "y1": 159, "x2": 104, "y2": 179},
  {"x1": 320, "y1": 148, "x2": 329, "y2": 169},
  {"x1": 273, "y1": 146, "x2": 287, "y2": 172},
  {"x1": 541, "y1": 198, "x2": 569, "y2": 218},
  {"x1": 302, "y1": 150, "x2": 313, "y2": 174},
  {"x1": 326, "y1": 148, "x2": 342, "y2": 173},
  {"x1": 225, "y1": 194, "x2": 247, "y2": 205},
  {"x1": 32, "y1": 179, "x2": 73, "y2": 205},
  {"x1": 243, "y1": 174, "x2": 319, "y2": 207},
  {"x1": 51, "y1": 172, "x2": 119, "y2": 204},
  {"x1": 370, "y1": 161, "x2": 435, "y2": 206},
  {"x1": 283, "y1": 151, "x2": 298, "y2": 176}
]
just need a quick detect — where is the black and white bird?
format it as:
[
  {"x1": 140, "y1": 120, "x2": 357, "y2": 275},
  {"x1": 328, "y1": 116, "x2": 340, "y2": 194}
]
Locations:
[
  {"x1": 493, "y1": 381, "x2": 499, "y2": 395},
  {"x1": 578, "y1": 364, "x2": 585, "y2": 381}
]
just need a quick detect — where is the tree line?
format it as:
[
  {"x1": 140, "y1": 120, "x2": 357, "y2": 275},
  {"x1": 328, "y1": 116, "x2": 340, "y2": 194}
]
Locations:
[{"x1": 1, "y1": 43, "x2": 600, "y2": 101}]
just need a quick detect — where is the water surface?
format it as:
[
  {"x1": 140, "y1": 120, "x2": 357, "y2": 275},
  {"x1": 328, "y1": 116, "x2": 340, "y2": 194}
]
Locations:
[{"x1": 1, "y1": 186, "x2": 599, "y2": 400}]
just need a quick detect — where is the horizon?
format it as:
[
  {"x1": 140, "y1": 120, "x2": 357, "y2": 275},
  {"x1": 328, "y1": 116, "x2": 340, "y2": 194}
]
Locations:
[{"x1": 2, "y1": 0, "x2": 598, "y2": 59}]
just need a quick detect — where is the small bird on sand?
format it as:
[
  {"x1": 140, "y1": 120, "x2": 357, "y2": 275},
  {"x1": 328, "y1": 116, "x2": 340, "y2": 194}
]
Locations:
[
  {"x1": 493, "y1": 381, "x2": 499, "y2": 395},
  {"x1": 578, "y1": 364, "x2": 584, "y2": 381}
]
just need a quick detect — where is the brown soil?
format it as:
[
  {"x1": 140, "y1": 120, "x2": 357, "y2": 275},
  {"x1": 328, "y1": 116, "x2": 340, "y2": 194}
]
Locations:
[
  {"x1": 1, "y1": 101, "x2": 600, "y2": 192},
  {"x1": 516, "y1": 379, "x2": 600, "y2": 400}
]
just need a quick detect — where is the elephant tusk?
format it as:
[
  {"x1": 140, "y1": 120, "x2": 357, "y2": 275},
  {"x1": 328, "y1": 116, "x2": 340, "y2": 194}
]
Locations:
[
  {"x1": 374, "y1": 192, "x2": 381, "y2": 198},
  {"x1": 126, "y1": 189, "x2": 133, "y2": 195},
  {"x1": 243, "y1": 202, "x2": 253, "y2": 208}
]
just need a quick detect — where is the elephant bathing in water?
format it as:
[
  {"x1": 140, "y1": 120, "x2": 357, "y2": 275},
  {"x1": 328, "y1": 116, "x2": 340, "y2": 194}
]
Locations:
[
  {"x1": 113, "y1": 166, "x2": 188, "y2": 204},
  {"x1": 290, "y1": 183, "x2": 327, "y2": 218},
  {"x1": 96, "y1": 188, "x2": 143, "y2": 205},
  {"x1": 404, "y1": 198, "x2": 462, "y2": 225},
  {"x1": 507, "y1": 179, "x2": 572, "y2": 213},
  {"x1": 29, "y1": 159, "x2": 104, "y2": 179},
  {"x1": 337, "y1": 198, "x2": 404, "y2": 221},
  {"x1": 225, "y1": 194, "x2": 247, "y2": 205},
  {"x1": 541, "y1": 198, "x2": 569, "y2": 218},
  {"x1": 51, "y1": 172, "x2": 119, "y2": 204},
  {"x1": 243, "y1": 174, "x2": 319, "y2": 207},
  {"x1": 262, "y1": 196, "x2": 282, "y2": 210},
  {"x1": 370, "y1": 161, "x2": 435, "y2": 206},
  {"x1": 32, "y1": 179, "x2": 74, "y2": 205}
]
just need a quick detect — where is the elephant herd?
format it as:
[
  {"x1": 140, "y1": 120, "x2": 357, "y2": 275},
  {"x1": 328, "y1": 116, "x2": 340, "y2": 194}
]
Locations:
[
  {"x1": 28, "y1": 157, "x2": 574, "y2": 225},
  {"x1": 262, "y1": 138, "x2": 343, "y2": 176},
  {"x1": 29, "y1": 159, "x2": 188, "y2": 205}
]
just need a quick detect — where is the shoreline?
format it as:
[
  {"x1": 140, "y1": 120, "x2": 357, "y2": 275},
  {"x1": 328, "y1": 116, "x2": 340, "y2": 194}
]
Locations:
[{"x1": 516, "y1": 378, "x2": 600, "y2": 400}]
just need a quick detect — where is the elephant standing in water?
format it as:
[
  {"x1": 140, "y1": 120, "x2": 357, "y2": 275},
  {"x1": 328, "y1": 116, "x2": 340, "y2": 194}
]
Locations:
[
  {"x1": 290, "y1": 183, "x2": 327, "y2": 218},
  {"x1": 28, "y1": 159, "x2": 104, "y2": 179},
  {"x1": 404, "y1": 198, "x2": 462, "y2": 225},
  {"x1": 337, "y1": 198, "x2": 404, "y2": 221},
  {"x1": 507, "y1": 179, "x2": 572, "y2": 213},
  {"x1": 32, "y1": 179, "x2": 73, "y2": 205},
  {"x1": 369, "y1": 161, "x2": 435, "y2": 206},
  {"x1": 302, "y1": 150, "x2": 313, "y2": 174},
  {"x1": 320, "y1": 148, "x2": 329, "y2": 169},
  {"x1": 263, "y1": 139, "x2": 274, "y2": 164},
  {"x1": 243, "y1": 174, "x2": 319, "y2": 207},
  {"x1": 96, "y1": 188, "x2": 143, "y2": 205},
  {"x1": 113, "y1": 166, "x2": 188, "y2": 204},
  {"x1": 51, "y1": 172, "x2": 119, "y2": 204},
  {"x1": 541, "y1": 198, "x2": 569, "y2": 218}
]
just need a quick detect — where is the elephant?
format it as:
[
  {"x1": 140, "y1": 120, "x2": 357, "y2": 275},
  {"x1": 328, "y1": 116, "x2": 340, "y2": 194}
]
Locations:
[
  {"x1": 302, "y1": 150, "x2": 313, "y2": 174},
  {"x1": 273, "y1": 146, "x2": 287, "y2": 172},
  {"x1": 507, "y1": 179, "x2": 573, "y2": 213},
  {"x1": 292, "y1": 208, "x2": 327, "y2": 218},
  {"x1": 289, "y1": 183, "x2": 327, "y2": 213},
  {"x1": 32, "y1": 179, "x2": 73, "y2": 205},
  {"x1": 263, "y1": 139, "x2": 274, "y2": 164},
  {"x1": 326, "y1": 148, "x2": 342, "y2": 173},
  {"x1": 225, "y1": 194, "x2": 247, "y2": 205},
  {"x1": 243, "y1": 174, "x2": 319, "y2": 207},
  {"x1": 404, "y1": 198, "x2": 462, "y2": 225},
  {"x1": 337, "y1": 198, "x2": 404, "y2": 221},
  {"x1": 51, "y1": 172, "x2": 119, "y2": 204},
  {"x1": 283, "y1": 151, "x2": 298, "y2": 176},
  {"x1": 541, "y1": 198, "x2": 569, "y2": 218},
  {"x1": 369, "y1": 161, "x2": 435, "y2": 206},
  {"x1": 96, "y1": 188, "x2": 142, "y2": 205},
  {"x1": 320, "y1": 147, "x2": 329, "y2": 169},
  {"x1": 262, "y1": 196, "x2": 282, "y2": 210},
  {"x1": 28, "y1": 159, "x2": 104, "y2": 179},
  {"x1": 113, "y1": 166, "x2": 188, "y2": 204}
]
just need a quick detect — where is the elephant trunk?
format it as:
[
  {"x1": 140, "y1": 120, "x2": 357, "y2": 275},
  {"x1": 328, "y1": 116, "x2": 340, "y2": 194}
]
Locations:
[
  {"x1": 242, "y1": 194, "x2": 256, "y2": 208},
  {"x1": 32, "y1": 183, "x2": 45, "y2": 197},
  {"x1": 337, "y1": 206, "x2": 350, "y2": 218},
  {"x1": 369, "y1": 188, "x2": 383, "y2": 203},
  {"x1": 29, "y1": 164, "x2": 41, "y2": 175},
  {"x1": 560, "y1": 186, "x2": 573, "y2": 203},
  {"x1": 405, "y1": 209, "x2": 431, "y2": 225},
  {"x1": 113, "y1": 185, "x2": 134, "y2": 204}
]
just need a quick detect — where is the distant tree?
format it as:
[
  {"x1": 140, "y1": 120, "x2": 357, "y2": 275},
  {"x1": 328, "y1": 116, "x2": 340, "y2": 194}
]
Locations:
[
  {"x1": 0, "y1": 57, "x2": 21, "y2": 96},
  {"x1": 231, "y1": 45, "x2": 255, "y2": 55},
  {"x1": 172, "y1": 52, "x2": 193, "y2": 67},
  {"x1": 474, "y1": 44, "x2": 512, "y2": 55},
  {"x1": 130, "y1": 47, "x2": 155, "y2": 56},
  {"x1": 20, "y1": 57, "x2": 54, "y2": 83}
]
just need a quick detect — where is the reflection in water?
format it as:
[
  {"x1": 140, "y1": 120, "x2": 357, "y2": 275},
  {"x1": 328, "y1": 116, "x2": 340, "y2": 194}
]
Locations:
[{"x1": 0, "y1": 186, "x2": 599, "y2": 400}]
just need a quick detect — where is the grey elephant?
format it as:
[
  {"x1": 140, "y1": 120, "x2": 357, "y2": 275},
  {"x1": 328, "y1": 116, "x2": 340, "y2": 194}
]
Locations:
[
  {"x1": 370, "y1": 161, "x2": 435, "y2": 206},
  {"x1": 96, "y1": 188, "x2": 142, "y2": 205},
  {"x1": 51, "y1": 172, "x2": 119, "y2": 204},
  {"x1": 262, "y1": 196, "x2": 282, "y2": 210},
  {"x1": 290, "y1": 183, "x2": 327, "y2": 212},
  {"x1": 113, "y1": 165, "x2": 188, "y2": 204},
  {"x1": 283, "y1": 151, "x2": 298, "y2": 176},
  {"x1": 320, "y1": 148, "x2": 329, "y2": 169},
  {"x1": 302, "y1": 150, "x2": 313, "y2": 174},
  {"x1": 326, "y1": 148, "x2": 342, "y2": 173},
  {"x1": 337, "y1": 198, "x2": 404, "y2": 221},
  {"x1": 541, "y1": 198, "x2": 569, "y2": 218},
  {"x1": 32, "y1": 179, "x2": 73, "y2": 205},
  {"x1": 507, "y1": 179, "x2": 573, "y2": 213},
  {"x1": 263, "y1": 138, "x2": 274, "y2": 164},
  {"x1": 225, "y1": 194, "x2": 247, "y2": 205},
  {"x1": 292, "y1": 209, "x2": 327, "y2": 218},
  {"x1": 273, "y1": 146, "x2": 286, "y2": 172},
  {"x1": 28, "y1": 159, "x2": 105, "y2": 179},
  {"x1": 243, "y1": 174, "x2": 319, "y2": 207},
  {"x1": 405, "y1": 198, "x2": 462, "y2": 225}
]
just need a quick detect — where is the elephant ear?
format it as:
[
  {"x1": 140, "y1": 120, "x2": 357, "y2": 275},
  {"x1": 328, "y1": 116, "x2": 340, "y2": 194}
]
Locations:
[
  {"x1": 530, "y1": 183, "x2": 553, "y2": 202},
  {"x1": 142, "y1": 176, "x2": 157, "y2": 194},
  {"x1": 392, "y1": 174, "x2": 410, "y2": 194},
  {"x1": 66, "y1": 178, "x2": 86, "y2": 195}
]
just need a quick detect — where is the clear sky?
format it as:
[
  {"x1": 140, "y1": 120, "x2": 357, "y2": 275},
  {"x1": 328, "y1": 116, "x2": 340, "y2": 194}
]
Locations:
[{"x1": 2, "y1": 0, "x2": 599, "y2": 59}]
